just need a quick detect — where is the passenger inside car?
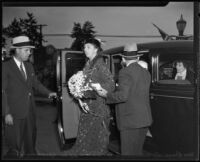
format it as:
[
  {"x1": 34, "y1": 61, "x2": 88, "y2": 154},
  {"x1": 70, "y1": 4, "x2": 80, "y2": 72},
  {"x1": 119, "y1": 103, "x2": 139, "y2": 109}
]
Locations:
[{"x1": 174, "y1": 60, "x2": 194, "y2": 84}]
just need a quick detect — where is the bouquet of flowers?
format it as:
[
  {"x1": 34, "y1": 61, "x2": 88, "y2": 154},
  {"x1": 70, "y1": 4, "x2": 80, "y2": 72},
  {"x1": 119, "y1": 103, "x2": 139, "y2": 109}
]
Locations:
[{"x1": 68, "y1": 71, "x2": 95, "y2": 99}]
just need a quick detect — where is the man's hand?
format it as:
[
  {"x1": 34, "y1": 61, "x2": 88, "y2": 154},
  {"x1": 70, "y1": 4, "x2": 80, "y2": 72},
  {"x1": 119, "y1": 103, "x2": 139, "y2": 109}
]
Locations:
[
  {"x1": 90, "y1": 83, "x2": 102, "y2": 91},
  {"x1": 48, "y1": 92, "x2": 57, "y2": 99},
  {"x1": 90, "y1": 83, "x2": 108, "y2": 97},
  {"x1": 5, "y1": 114, "x2": 13, "y2": 125},
  {"x1": 90, "y1": 83, "x2": 108, "y2": 98},
  {"x1": 96, "y1": 88, "x2": 108, "y2": 98}
]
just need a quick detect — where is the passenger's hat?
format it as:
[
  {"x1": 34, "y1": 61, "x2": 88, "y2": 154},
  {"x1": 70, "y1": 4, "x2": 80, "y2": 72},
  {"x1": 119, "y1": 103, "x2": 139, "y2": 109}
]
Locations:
[
  {"x1": 11, "y1": 36, "x2": 35, "y2": 49},
  {"x1": 121, "y1": 43, "x2": 144, "y2": 58}
]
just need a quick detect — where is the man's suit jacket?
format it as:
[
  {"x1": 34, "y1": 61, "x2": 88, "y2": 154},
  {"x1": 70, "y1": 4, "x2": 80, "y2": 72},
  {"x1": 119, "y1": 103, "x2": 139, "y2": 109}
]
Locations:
[
  {"x1": 106, "y1": 62, "x2": 152, "y2": 131},
  {"x1": 2, "y1": 58, "x2": 51, "y2": 119}
]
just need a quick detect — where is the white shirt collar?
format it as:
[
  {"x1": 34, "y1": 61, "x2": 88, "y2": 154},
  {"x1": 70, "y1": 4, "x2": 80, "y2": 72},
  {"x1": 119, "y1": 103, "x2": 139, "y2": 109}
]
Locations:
[
  {"x1": 175, "y1": 69, "x2": 187, "y2": 80},
  {"x1": 13, "y1": 56, "x2": 27, "y2": 74},
  {"x1": 13, "y1": 56, "x2": 22, "y2": 67},
  {"x1": 126, "y1": 60, "x2": 138, "y2": 67}
]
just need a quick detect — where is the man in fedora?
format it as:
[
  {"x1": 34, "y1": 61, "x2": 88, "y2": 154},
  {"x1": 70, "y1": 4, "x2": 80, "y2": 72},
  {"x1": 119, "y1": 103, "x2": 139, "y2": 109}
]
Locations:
[
  {"x1": 2, "y1": 35, "x2": 57, "y2": 157},
  {"x1": 93, "y1": 42, "x2": 152, "y2": 155}
]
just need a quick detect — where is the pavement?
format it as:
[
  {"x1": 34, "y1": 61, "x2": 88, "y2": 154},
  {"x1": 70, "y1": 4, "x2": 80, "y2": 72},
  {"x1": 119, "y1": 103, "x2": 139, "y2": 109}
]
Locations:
[
  {"x1": 1, "y1": 98, "x2": 64, "y2": 159},
  {"x1": 2, "y1": 98, "x2": 195, "y2": 160},
  {"x1": 1, "y1": 98, "x2": 155, "y2": 159},
  {"x1": 1, "y1": 98, "x2": 117, "y2": 160},
  {"x1": 34, "y1": 100, "x2": 62, "y2": 156}
]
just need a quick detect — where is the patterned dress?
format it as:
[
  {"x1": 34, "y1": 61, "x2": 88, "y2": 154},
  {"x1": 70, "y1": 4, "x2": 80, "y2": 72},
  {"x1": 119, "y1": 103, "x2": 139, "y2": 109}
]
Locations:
[{"x1": 63, "y1": 55, "x2": 115, "y2": 155}]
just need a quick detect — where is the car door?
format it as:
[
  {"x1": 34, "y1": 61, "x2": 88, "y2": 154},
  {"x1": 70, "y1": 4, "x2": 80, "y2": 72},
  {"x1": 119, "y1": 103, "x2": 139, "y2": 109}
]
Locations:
[
  {"x1": 56, "y1": 50, "x2": 86, "y2": 148},
  {"x1": 149, "y1": 51, "x2": 195, "y2": 154}
]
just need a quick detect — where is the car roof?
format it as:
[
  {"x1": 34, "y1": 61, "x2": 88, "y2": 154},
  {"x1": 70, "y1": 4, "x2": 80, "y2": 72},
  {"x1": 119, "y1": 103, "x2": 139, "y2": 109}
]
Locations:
[{"x1": 102, "y1": 40, "x2": 193, "y2": 55}]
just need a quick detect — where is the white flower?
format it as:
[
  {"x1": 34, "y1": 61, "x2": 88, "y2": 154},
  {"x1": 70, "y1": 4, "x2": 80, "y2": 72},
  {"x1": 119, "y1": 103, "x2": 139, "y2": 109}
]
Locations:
[{"x1": 68, "y1": 71, "x2": 92, "y2": 99}]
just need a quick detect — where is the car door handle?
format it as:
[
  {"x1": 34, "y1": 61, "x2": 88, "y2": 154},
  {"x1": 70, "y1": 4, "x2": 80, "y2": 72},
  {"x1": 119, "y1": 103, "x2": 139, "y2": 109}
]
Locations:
[{"x1": 150, "y1": 93, "x2": 154, "y2": 99}]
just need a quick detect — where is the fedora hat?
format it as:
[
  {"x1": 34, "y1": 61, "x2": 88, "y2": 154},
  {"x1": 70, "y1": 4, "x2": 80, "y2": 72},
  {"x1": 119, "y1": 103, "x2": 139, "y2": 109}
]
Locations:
[
  {"x1": 11, "y1": 36, "x2": 35, "y2": 49},
  {"x1": 121, "y1": 43, "x2": 144, "y2": 58}
]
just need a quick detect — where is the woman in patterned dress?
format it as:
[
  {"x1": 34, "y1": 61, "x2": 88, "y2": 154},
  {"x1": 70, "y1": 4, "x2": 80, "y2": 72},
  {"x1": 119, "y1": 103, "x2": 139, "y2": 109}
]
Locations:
[{"x1": 63, "y1": 38, "x2": 115, "y2": 155}]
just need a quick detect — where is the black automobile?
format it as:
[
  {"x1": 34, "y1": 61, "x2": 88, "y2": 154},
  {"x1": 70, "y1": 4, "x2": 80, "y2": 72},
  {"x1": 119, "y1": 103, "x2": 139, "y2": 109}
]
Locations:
[
  {"x1": 102, "y1": 40, "x2": 196, "y2": 154},
  {"x1": 56, "y1": 40, "x2": 196, "y2": 155}
]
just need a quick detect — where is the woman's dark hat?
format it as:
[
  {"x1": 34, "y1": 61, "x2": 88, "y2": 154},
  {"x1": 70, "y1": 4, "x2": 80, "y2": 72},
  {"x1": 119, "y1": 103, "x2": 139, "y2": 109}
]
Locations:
[
  {"x1": 83, "y1": 38, "x2": 101, "y2": 49},
  {"x1": 11, "y1": 36, "x2": 35, "y2": 49},
  {"x1": 121, "y1": 43, "x2": 146, "y2": 58}
]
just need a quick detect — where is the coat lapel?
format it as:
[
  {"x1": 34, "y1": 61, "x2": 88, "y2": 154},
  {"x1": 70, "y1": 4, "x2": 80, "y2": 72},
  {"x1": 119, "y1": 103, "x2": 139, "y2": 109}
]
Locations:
[{"x1": 9, "y1": 58, "x2": 27, "y2": 84}]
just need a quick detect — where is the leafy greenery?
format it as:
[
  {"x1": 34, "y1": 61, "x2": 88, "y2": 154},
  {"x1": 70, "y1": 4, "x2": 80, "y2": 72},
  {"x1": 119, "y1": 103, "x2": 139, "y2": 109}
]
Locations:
[
  {"x1": 70, "y1": 21, "x2": 96, "y2": 51},
  {"x1": 3, "y1": 12, "x2": 45, "y2": 48}
]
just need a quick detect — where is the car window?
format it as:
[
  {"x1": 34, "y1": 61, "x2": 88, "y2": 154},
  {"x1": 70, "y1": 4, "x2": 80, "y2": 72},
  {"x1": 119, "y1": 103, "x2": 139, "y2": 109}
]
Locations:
[
  {"x1": 65, "y1": 53, "x2": 86, "y2": 82},
  {"x1": 111, "y1": 55, "x2": 123, "y2": 83},
  {"x1": 158, "y1": 55, "x2": 194, "y2": 85},
  {"x1": 111, "y1": 53, "x2": 151, "y2": 83}
]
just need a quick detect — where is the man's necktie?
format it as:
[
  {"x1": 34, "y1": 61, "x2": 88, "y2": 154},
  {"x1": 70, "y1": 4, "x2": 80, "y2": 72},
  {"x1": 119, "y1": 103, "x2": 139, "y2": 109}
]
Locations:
[{"x1": 20, "y1": 62, "x2": 26, "y2": 80}]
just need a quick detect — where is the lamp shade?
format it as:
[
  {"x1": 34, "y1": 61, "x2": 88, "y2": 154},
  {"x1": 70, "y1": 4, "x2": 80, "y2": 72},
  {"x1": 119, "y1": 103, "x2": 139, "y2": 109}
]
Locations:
[{"x1": 176, "y1": 14, "x2": 186, "y2": 36}]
